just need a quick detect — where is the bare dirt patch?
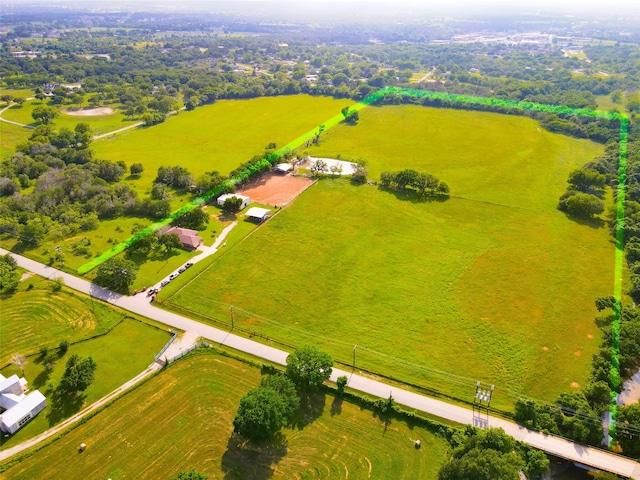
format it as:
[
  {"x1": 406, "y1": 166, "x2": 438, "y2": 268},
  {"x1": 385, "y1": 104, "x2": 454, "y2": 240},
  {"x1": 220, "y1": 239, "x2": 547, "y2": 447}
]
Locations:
[
  {"x1": 62, "y1": 107, "x2": 114, "y2": 116},
  {"x1": 238, "y1": 172, "x2": 315, "y2": 206}
]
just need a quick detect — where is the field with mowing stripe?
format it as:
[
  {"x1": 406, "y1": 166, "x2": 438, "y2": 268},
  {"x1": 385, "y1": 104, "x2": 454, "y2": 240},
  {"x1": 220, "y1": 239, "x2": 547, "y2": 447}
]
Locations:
[
  {"x1": 163, "y1": 105, "x2": 612, "y2": 409},
  {"x1": 1, "y1": 351, "x2": 449, "y2": 479},
  {"x1": 92, "y1": 95, "x2": 351, "y2": 194},
  {"x1": 0, "y1": 276, "x2": 122, "y2": 365},
  {"x1": 0, "y1": 279, "x2": 170, "y2": 450}
]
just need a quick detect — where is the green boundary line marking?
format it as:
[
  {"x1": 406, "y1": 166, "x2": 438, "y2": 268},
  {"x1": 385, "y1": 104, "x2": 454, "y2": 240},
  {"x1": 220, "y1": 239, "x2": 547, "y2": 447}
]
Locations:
[{"x1": 78, "y1": 87, "x2": 628, "y2": 438}]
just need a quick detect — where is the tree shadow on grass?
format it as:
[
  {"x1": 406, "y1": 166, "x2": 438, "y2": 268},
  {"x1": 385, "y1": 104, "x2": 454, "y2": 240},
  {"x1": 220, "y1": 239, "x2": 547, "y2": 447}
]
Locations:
[
  {"x1": 31, "y1": 368, "x2": 51, "y2": 389},
  {"x1": 46, "y1": 388, "x2": 85, "y2": 426},
  {"x1": 330, "y1": 395, "x2": 343, "y2": 416},
  {"x1": 221, "y1": 432, "x2": 288, "y2": 480},
  {"x1": 562, "y1": 212, "x2": 605, "y2": 229},
  {"x1": 291, "y1": 391, "x2": 326, "y2": 430},
  {"x1": 377, "y1": 185, "x2": 449, "y2": 204}
]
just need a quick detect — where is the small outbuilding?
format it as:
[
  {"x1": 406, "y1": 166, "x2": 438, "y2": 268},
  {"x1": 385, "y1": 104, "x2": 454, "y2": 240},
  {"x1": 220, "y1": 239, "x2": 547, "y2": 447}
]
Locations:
[
  {"x1": 217, "y1": 194, "x2": 251, "y2": 210},
  {"x1": 245, "y1": 207, "x2": 271, "y2": 223},
  {"x1": 273, "y1": 163, "x2": 293, "y2": 174}
]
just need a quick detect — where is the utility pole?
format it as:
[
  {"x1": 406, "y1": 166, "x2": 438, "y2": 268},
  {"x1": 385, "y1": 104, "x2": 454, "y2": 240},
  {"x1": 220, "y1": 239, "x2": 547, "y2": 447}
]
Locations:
[{"x1": 229, "y1": 305, "x2": 234, "y2": 330}]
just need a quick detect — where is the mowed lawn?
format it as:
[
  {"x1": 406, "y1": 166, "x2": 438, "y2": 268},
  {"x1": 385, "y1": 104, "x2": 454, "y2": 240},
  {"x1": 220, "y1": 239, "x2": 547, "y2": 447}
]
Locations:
[
  {"x1": 0, "y1": 276, "x2": 122, "y2": 365},
  {"x1": 92, "y1": 95, "x2": 351, "y2": 195},
  {"x1": 165, "y1": 106, "x2": 612, "y2": 407},
  {"x1": 2, "y1": 352, "x2": 448, "y2": 479}
]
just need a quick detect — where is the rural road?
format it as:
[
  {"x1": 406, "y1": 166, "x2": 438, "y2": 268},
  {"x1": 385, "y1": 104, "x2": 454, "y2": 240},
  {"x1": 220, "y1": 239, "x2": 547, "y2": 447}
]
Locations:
[
  {"x1": 0, "y1": 103, "x2": 35, "y2": 128},
  {"x1": 2, "y1": 248, "x2": 640, "y2": 479}
]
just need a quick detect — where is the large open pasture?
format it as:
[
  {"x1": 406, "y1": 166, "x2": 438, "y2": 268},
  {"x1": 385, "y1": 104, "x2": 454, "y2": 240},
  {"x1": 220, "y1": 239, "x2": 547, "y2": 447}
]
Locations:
[
  {"x1": 92, "y1": 95, "x2": 350, "y2": 194},
  {"x1": 1, "y1": 351, "x2": 449, "y2": 479},
  {"x1": 163, "y1": 105, "x2": 612, "y2": 408},
  {"x1": 0, "y1": 278, "x2": 170, "y2": 449}
]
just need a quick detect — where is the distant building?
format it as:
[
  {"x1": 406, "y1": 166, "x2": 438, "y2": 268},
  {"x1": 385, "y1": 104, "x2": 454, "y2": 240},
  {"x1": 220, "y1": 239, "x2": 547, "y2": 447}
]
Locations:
[
  {"x1": 164, "y1": 226, "x2": 204, "y2": 250},
  {"x1": 217, "y1": 194, "x2": 251, "y2": 210},
  {"x1": 0, "y1": 374, "x2": 46, "y2": 435},
  {"x1": 273, "y1": 163, "x2": 293, "y2": 174}
]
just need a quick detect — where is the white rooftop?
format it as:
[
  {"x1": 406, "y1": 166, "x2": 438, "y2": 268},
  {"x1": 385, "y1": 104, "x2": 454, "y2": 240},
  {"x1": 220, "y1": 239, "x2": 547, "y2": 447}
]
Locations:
[
  {"x1": 1, "y1": 390, "x2": 45, "y2": 426},
  {"x1": 245, "y1": 207, "x2": 271, "y2": 219},
  {"x1": 218, "y1": 193, "x2": 250, "y2": 201}
]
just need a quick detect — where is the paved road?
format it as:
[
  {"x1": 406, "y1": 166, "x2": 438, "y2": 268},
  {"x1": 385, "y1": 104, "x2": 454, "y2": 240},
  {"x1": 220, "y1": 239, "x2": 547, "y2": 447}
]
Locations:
[
  {"x1": 2, "y1": 248, "x2": 639, "y2": 479},
  {"x1": 91, "y1": 121, "x2": 143, "y2": 140}
]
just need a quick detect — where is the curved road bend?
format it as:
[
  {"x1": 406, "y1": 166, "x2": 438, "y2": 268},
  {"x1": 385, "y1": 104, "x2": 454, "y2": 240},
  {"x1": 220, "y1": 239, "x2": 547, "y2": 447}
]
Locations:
[{"x1": 1, "y1": 248, "x2": 639, "y2": 479}]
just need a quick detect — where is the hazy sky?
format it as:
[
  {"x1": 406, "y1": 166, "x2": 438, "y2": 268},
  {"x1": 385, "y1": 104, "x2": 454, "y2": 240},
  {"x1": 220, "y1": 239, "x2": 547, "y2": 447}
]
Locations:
[{"x1": 4, "y1": 0, "x2": 639, "y2": 15}]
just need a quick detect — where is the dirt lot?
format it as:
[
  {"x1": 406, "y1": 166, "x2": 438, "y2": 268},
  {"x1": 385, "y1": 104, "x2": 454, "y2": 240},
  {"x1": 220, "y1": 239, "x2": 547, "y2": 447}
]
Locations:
[
  {"x1": 62, "y1": 107, "x2": 114, "y2": 116},
  {"x1": 239, "y1": 172, "x2": 315, "y2": 206}
]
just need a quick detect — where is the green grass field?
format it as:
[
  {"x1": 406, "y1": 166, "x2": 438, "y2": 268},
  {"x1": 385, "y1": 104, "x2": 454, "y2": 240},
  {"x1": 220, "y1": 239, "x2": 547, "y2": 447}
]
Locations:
[
  {"x1": 1, "y1": 351, "x2": 449, "y2": 479},
  {"x1": 0, "y1": 276, "x2": 122, "y2": 366},
  {"x1": 0, "y1": 279, "x2": 170, "y2": 450},
  {"x1": 92, "y1": 95, "x2": 351, "y2": 195},
  {"x1": 0, "y1": 122, "x2": 31, "y2": 160},
  {"x1": 162, "y1": 105, "x2": 612, "y2": 408},
  {"x1": 1, "y1": 99, "x2": 138, "y2": 135}
]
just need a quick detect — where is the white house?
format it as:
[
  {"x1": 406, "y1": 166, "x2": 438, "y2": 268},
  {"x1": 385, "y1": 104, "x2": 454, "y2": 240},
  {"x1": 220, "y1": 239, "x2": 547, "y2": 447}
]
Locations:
[
  {"x1": 217, "y1": 194, "x2": 251, "y2": 210},
  {"x1": 0, "y1": 374, "x2": 46, "y2": 434}
]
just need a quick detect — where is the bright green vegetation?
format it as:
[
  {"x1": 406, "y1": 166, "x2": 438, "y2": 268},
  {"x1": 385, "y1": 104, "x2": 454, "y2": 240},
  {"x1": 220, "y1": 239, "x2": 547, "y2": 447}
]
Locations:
[
  {"x1": 1, "y1": 352, "x2": 448, "y2": 479},
  {"x1": 1, "y1": 99, "x2": 138, "y2": 135},
  {"x1": 0, "y1": 276, "x2": 122, "y2": 366},
  {"x1": 0, "y1": 304, "x2": 170, "y2": 450},
  {"x1": 0, "y1": 122, "x2": 31, "y2": 160},
  {"x1": 93, "y1": 95, "x2": 349, "y2": 194},
  {"x1": 165, "y1": 106, "x2": 612, "y2": 408}
]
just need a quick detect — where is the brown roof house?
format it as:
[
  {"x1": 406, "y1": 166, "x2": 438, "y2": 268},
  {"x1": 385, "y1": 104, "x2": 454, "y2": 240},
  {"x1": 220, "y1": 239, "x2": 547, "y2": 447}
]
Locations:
[{"x1": 164, "y1": 226, "x2": 203, "y2": 250}]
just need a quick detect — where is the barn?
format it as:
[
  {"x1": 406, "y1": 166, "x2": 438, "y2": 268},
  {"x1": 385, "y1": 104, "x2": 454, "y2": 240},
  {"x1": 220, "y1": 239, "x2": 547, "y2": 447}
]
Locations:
[{"x1": 217, "y1": 194, "x2": 251, "y2": 210}]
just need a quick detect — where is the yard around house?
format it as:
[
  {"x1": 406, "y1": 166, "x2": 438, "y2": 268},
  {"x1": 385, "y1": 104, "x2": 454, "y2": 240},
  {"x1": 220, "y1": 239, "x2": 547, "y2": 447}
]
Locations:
[
  {"x1": 0, "y1": 277, "x2": 171, "y2": 450},
  {"x1": 0, "y1": 351, "x2": 449, "y2": 479},
  {"x1": 162, "y1": 105, "x2": 612, "y2": 409}
]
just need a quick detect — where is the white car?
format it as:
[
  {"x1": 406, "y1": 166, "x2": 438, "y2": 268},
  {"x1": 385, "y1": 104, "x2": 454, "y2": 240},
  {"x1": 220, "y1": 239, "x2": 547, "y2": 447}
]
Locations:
[{"x1": 169, "y1": 273, "x2": 178, "y2": 280}]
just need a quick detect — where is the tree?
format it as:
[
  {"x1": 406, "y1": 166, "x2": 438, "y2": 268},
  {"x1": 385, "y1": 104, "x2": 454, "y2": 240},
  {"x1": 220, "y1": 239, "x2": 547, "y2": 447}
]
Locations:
[
  {"x1": 261, "y1": 373, "x2": 300, "y2": 419},
  {"x1": 19, "y1": 219, "x2": 47, "y2": 246},
  {"x1": 310, "y1": 159, "x2": 328, "y2": 175},
  {"x1": 59, "y1": 339, "x2": 70, "y2": 355},
  {"x1": 158, "y1": 233, "x2": 182, "y2": 252},
  {"x1": 233, "y1": 386, "x2": 290, "y2": 441},
  {"x1": 337, "y1": 375, "x2": 348, "y2": 395},
  {"x1": 567, "y1": 169, "x2": 606, "y2": 193},
  {"x1": 94, "y1": 257, "x2": 138, "y2": 293},
  {"x1": 564, "y1": 192, "x2": 605, "y2": 219},
  {"x1": 59, "y1": 354, "x2": 97, "y2": 393},
  {"x1": 0, "y1": 254, "x2": 19, "y2": 293},
  {"x1": 32, "y1": 105, "x2": 59, "y2": 124},
  {"x1": 617, "y1": 403, "x2": 640, "y2": 457},
  {"x1": 351, "y1": 164, "x2": 367, "y2": 184},
  {"x1": 286, "y1": 345, "x2": 333, "y2": 391},
  {"x1": 13, "y1": 97, "x2": 25, "y2": 105},
  {"x1": 170, "y1": 470, "x2": 208, "y2": 480},
  {"x1": 174, "y1": 208, "x2": 209, "y2": 230},
  {"x1": 222, "y1": 196, "x2": 243, "y2": 214},
  {"x1": 130, "y1": 163, "x2": 144, "y2": 176},
  {"x1": 395, "y1": 169, "x2": 419, "y2": 189},
  {"x1": 438, "y1": 448, "x2": 521, "y2": 480},
  {"x1": 11, "y1": 353, "x2": 28, "y2": 376},
  {"x1": 341, "y1": 106, "x2": 359, "y2": 124}
]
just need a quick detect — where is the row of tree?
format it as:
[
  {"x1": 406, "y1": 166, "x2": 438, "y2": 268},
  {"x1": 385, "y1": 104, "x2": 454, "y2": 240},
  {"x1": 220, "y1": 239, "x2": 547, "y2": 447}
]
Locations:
[{"x1": 380, "y1": 169, "x2": 450, "y2": 197}]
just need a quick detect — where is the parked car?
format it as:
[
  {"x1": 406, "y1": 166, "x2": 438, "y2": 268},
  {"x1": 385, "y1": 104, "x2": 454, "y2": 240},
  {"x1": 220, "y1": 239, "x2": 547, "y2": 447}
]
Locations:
[
  {"x1": 178, "y1": 267, "x2": 186, "y2": 273},
  {"x1": 161, "y1": 280, "x2": 170, "y2": 287},
  {"x1": 169, "y1": 273, "x2": 178, "y2": 280},
  {"x1": 185, "y1": 262, "x2": 193, "y2": 269}
]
